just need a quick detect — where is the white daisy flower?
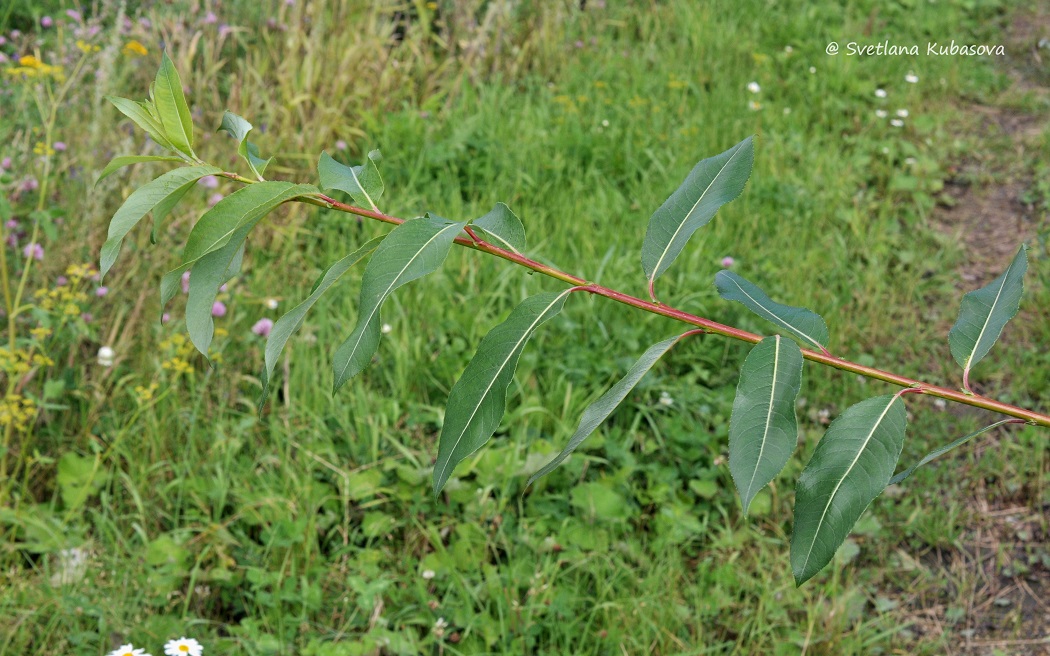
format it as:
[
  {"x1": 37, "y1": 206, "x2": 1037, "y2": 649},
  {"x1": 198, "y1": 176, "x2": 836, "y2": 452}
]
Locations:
[
  {"x1": 875, "y1": 109, "x2": 888, "y2": 118},
  {"x1": 265, "y1": 298, "x2": 279, "y2": 310},
  {"x1": 784, "y1": 45, "x2": 793, "y2": 53},
  {"x1": 164, "y1": 637, "x2": 203, "y2": 656},
  {"x1": 808, "y1": 66, "x2": 816, "y2": 74},
  {"x1": 875, "y1": 88, "x2": 887, "y2": 98},
  {"x1": 905, "y1": 72, "x2": 919, "y2": 83},
  {"x1": 97, "y1": 346, "x2": 115, "y2": 367},
  {"x1": 896, "y1": 108, "x2": 909, "y2": 118},
  {"x1": 601, "y1": 119, "x2": 609, "y2": 127},
  {"x1": 108, "y1": 645, "x2": 150, "y2": 656},
  {"x1": 422, "y1": 569, "x2": 436, "y2": 580},
  {"x1": 747, "y1": 81, "x2": 761, "y2": 94},
  {"x1": 381, "y1": 323, "x2": 392, "y2": 334},
  {"x1": 890, "y1": 119, "x2": 904, "y2": 127},
  {"x1": 659, "y1": 391, "x2": 674, "y2": 407}
]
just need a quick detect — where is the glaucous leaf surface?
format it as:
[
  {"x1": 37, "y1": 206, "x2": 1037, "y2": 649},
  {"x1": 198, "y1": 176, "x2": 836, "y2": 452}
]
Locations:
[
  {"x1": 472, "y1": 202, "x2": 526, "y2": 254},
  {"x1": 259, "y1": 236, "x2": 384, "y2": 407},
  {"x1": 99, "y1": 165, "x2": 221, "y2": 280},
  {"x1": 526, "y1": 332, "x2": 691, "y2": 488},
  {"x1": 791, "y1": 394, "x2": 906, "y2": 585},
  {"x1": 715, "y1": 270, "x2": 830, "y2": 350},
  {"x1": 435, "y1": 290, "x2": 573, "y2": 493},
  {"x1": 332, "y1": 215, "x2": 466, "y2": 390},
  {"x1": 641, "y1": 136, "x2": 754, "y2": 288},
  {"x1": 948, "y1": 245, "x2": 1027, "y2": 378},
  {"x1": 317, "y1": 150, "x2": 384, "y2": 211},
  {"x1": 729, "y1": 335, "x2": 804, "y2": 514}
]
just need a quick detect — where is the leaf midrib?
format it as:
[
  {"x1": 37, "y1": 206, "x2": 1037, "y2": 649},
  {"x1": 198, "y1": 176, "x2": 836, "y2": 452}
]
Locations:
[
  {"x1": 725, "y1": 276, "x2": 823, "y2": 350},
  {"x1": 435, "y1": 290, "x2": 571, "y2": 487},
  {"x1": 797, "y1": 397, "x2": 896, "y2": 576},
  {"x1": 744, "y1": 336, "x2": 781, "y2": 504},
  {"x1": 648, "y1": 142, "x2": 747, "y2": 281},
  {"x1": 335, "y1": 222, "x2": 461, "y2": 383},
  {"x1": 963, "y1": 268, "x2": 1012, "y2": 372}
]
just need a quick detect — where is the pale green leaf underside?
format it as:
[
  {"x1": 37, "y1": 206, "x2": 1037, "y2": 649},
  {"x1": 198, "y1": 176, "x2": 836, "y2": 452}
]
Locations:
[
  {"x1": 435, "y1": 290, "x2": 573, "y2": 493},
  {"x1": 99, "y1": 165, "x2": 220, "y2": 280},
  {"x1": 526, "y1": 332, "x2": 688, "y2": 488},
  {"x1": 259, "y1": 236, "x2": 384, "y2": 408},
  {"x1": 791, "y1": 394, "x2": 906, "y2": 585},
  {"x1": 332, "y1": 215, "x2": 466, "y2": 390},
  {"x1": 317, "y1": 150, "x2": 384, "y2": 210},
  {"x1": 889, "y1": 419, "x2": 1018, "y2": 486},
  {"x1": 218, "y1": 110, "x2": 271, "y2": 180},
  {"x1": 729, "y1": 335, "x2": 804, "y2": 514},
  {"x1": 715, "y1": 270, "x2": 830, "y2": 350},
  {"x1": 948, "y1": 245, "x2": 1027, "y2": 375},
  {"x1": 641, "y1": 136, "x2": 754, "y2": 285},
  {"x1": 96, "y1": 155, "x2": 184, "y2": 186},
  {"x1": 472, "y1": 202, "x2": 526, "y2": 254},
  {"x1": 153, "y1": 52, "x2": 194, "y2": 157}
]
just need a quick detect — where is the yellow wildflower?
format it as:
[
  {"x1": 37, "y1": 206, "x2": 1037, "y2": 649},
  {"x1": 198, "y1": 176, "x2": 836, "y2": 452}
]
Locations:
[
  {"x1": 667, "y1": 79, "x2": 687, "y2": 90},
  {"x1": 122, "y1": 40, "x2": 149, "y2": 57},
  {"x1": 75, "y1": 40, "x2": 100, "y2": 54},
  {"x1": 30, "y1": 327, "x2": 52, "y2": 341},
  {"x1": 33, "y1": 142, "x2": 56, "y2": 157}
]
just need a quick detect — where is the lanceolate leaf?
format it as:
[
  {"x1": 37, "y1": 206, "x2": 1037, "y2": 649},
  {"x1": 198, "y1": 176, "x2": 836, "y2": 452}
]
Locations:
[
  {"x1": 218, "y1": 111, "x2": 272, "y2": 180},
  {"x1": 791, "y1": 394, "x2": 907, "y2": 585},
  {"x1": 259, "y1": 236, "x2": 384, "y2": 407},
  {"x1": 888, "y1": 419, "x2": 1018, "y2": 486},
  {"x1": 181, "y1": 182, "x2": 315, "y2": 270},
  {"x1": 715, "y1": 270, "x2": 830, "y2": 351},
  {"x1": 434, "y1": 290, "x2": 573, "y2": 493},
  {"x1": 948, "y1": 245, "x2": 1027, "y2": 383},
  {"x1": 332, "y1": 215, "x2": 466, "y2": 390},
  {"x1": 318, "y1": 150, "x2": 384, "y2": 211},
  {"x1": 96, "y1": 155, "x2": 184, "y2": 185},
  {"x1": 526, "y1": 331, "x2": 691, "y2": 488},
  {"x1": 106, "y1": 96, "x2": 179, "y2": 154},
  {"x1": 472, "y1": 202, "x2": 526, "y2": 254},
  {"x1": 729, "y1": 335, "x2": 804, "y2": 514},
  {"x1": 185, "y1": 223, "x2": 249, "y2": 356},
  {"x1": 153, "y1": 52, "x2": 195, "y2": 157},
  {"x1": 99, "y1": 165, "x2": 221, "y2": 280},
  {"x1": 641, "y1": 136, "x2": 754, "y2": 289}
]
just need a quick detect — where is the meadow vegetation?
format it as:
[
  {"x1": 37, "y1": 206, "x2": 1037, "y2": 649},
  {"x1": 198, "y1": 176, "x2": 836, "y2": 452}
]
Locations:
[{"x1": 1, "y1": 1, "x2": 1048, "y2": 654}]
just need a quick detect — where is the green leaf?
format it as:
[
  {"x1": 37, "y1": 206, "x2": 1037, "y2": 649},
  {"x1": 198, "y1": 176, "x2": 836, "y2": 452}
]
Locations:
[
  {"x1": 715, "y1": 270, "x2": 830, "y2": 351},
  {"x1": 99, "y1": 165, "x2": 220, "y2": 280},
  {"x1": 96, "y1": 155, "x2": 185, "y2": 185},
  {"x1": 791, "y1": 394, "x2": 906, "y2": 585},
  {"x1": 106, "y1": 96, "x2": 179, "y2": 154},
  {"x1": 218, "y1": 111, "x2": 272, "y2": 180},
  {"x1": 153, "y1": 52, "x2": 195, "y2": 157},
  {"x1": 317, "y1": 150, "x2": 384, "y2": 210},
  {"x1": 434, "y1": 289, "x2": 573, "y2": 493},
  {"x1": 888, "y1": 419, "x2": 1018, "y2": 486},
  {"x1": 729, "y1": 335, "x2": 805, "y2": 514},
  {"x1": 332, "y1": 215, "x2": 466, "y2": 390},
  {"x1": 472, "y1": 202, "x2": 526, "y2": 254},
  {"x1": 948, "y1": 245, "x2": 1027, "y2": 385},
  {"x1": 641, "y1": 136, "x2": 754, "y2": 291},
  {"x1": 259, "y1": 236, "x2": 384, "y2": 408},
  {"x1": 182, "y1": 182, "x2": 315, "y2": 271},
  {"x1": 526, "y1": 332, "x2": 689, "y2": 488},
  {"x1": 185, "y1": 222, "x2": 250, "y2": 356}
]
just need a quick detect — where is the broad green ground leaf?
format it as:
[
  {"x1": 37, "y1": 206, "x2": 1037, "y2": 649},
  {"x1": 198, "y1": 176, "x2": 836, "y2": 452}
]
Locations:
[
  {"x1": 99, "y1": 165, "x2": 220, "y2": 280},
  {"x1": 332, "y1": 215, "x2": 466, "y2": 390},
  {"x1": 434, "y1": 289, "x2": 573, "y2": 493},
  {"x1": 318, "y1": 150, "x2": 384, "y2": 210},
  {"x1": 526, "y1": 331, "x2": 691, "y2": 488},
  {"x1": 729, "y1": 335, "x2": 805, "y2": 514},
  {"x1": 182, "y1": 182, "x2": 315, "y2": 270},
  {"x1": 218, "y1": 111, "x2": 272, "y2": 180},
  {"x1": 259, "y1": 236, "x2": 384, "y2": 407},
  {"x1": 641, "y1": 136, "x2": 754, "y2": 290},
  {"x1": 96, "y1": 155, "x2": 184, "y2": 185},
  {"x1": 107, "y1": 96, "x2": 179, "y2": 154},
  {"x1": 888, "y1": 419, "x2": 1018, "y2": 486},
  {"x1": 153, "y1": 52, "x2": 195, "y2": 157},
  {"x1": 791, "y1": 394, "x2": 906, "y2": 585},
  {"x1": 715, "y1": 270, "x2": 830, "y2": 351},
  {"x1": 948, "y1": 245, "x2": 1027, "y2": 384},
  {"x1": 472, "y1": 202, "x2": 526, "y2": 254}
]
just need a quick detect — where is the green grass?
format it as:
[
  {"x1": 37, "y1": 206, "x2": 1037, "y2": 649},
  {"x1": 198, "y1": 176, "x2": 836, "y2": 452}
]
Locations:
[{"x1": 1, "y1": 0, "x2": 1048, "y2": 654}]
